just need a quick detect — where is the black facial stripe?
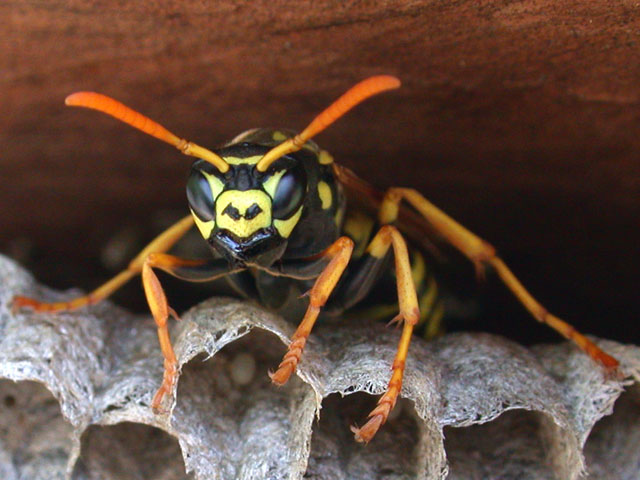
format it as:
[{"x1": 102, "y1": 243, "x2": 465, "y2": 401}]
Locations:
[
  {"x1": 221, "y1": 203, "x2": 263, "y2": 221},
  {"x1": 222, "y1": 204, "x2": 241, "y2": 220},
  {"x1": 245, "y1": 203, "x2": 263, "y2": 220},
  {"x1": 235, "y1": 165, "x2": 253, "y2": 190}
]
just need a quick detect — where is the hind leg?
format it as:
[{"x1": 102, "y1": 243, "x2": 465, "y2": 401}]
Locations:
[{"x1": 379, "y1": 187, "x2": 618, "y2": 369}]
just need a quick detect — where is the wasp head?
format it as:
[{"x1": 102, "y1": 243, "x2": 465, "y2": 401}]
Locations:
[{"x1": 186, "y1": 136, "x2": 307, "y2": 267}]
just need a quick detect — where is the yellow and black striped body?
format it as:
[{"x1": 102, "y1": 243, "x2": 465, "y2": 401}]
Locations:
[{"x1": 183, "y1": 128, "x2": 443, "y2": 336}]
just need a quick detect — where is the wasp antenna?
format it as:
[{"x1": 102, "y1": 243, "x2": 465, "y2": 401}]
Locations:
[
  {"x1": 65, "y1": 92, "x2": 229, "y2": 173},
  {"x1": 256, "y1": 75, "x2": 401, "y2": 172}
]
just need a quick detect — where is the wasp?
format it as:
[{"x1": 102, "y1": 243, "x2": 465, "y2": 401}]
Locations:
[{"x1": 12, "y1": 76, "x2": 618, "y2": 443}]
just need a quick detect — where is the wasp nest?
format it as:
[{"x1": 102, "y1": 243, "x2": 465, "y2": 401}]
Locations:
[{"x1": 0, "y1": 254, "x2": 638, "y2": 480}]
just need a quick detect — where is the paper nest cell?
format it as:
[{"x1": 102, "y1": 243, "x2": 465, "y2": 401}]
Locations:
[{"x1": 0, "y1": 254, "x2": 638, "y2": 480}]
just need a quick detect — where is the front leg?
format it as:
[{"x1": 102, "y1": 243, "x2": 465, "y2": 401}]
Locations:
[
  {"x1": 139, "y1": 253, "x2": 240, "y2": 411},
  {"x1": 269, "y1": 236, "x2": 354, "y2": 385}
]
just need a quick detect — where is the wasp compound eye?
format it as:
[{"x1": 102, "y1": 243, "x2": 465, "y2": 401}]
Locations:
[
  {"x1": 271, "y1": 166, "x2": 306, "y2": 220},
  {"x1": 186, "y1": 169, "x2": 215, "y2": 221}
]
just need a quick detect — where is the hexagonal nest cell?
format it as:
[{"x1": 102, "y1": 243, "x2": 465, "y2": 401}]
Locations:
[{"x1": 1, "y1": 255, "x2": 639, "y2": 480}]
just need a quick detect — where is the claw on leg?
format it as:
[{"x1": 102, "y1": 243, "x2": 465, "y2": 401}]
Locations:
[
  {"x1": 269, "y1": 335, "x2": 309, "y2": 386},
  {"x1": 151, "y1": 358, "x2": 178, "y2": 413},
  {"x1": 352, "y1": 364, "x2": 405, "y2": 443},
  {"x1": 11, "y1": 270, "x2": 136, "y2": 314},
  {"x1": 352, "y1": 315, "x2": 414, "y2": 443},
  {"x1": 269, "y1": 307, "x2": 318, "y2": 385},
  {"x1": 351, "y1": 385, "x2": 398, "y2": 443}
]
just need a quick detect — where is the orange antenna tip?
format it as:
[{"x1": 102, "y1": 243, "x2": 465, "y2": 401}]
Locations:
[
  {"x1": 256, "y1": 75, "x2": 401, "y2": 172},
  {"x1": 370, "y1": 75, "x2": 401, "y2": 89},
  {"x1": 64, "y1": 91, "x2": 229, "y2": 173},
  {"x1": 65, "y1": 91, "x2": 95, "y2": 106},
  {"x1": 64, "y1": 91, "x2": 181, "y2": 145}
]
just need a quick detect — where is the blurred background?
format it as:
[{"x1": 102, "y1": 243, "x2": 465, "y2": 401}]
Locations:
[{"x1": 1, "y1": 1, "x2": 638, "y2": 344}]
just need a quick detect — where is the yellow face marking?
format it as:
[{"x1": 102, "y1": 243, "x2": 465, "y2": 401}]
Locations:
[
  {"x1": 216, "y1": 189, "x2": 272, "y2": 238},
  {"x1": 272, "y1": 131, "x2": 287, "y2": 141},
  {"x1": 201, "y1": 171, "x2": 225, "y2": 199},
  {"x1": 274, "y1": 205, "x2": 303, "y2": 238},
  {"x1": 319, "y1": 150, "x2": 334, "y2": 165},
  {"x1": 190, "y1": 208, "x2": 215, "y2": 239},
  {"x1": 317, "y1": 181, "x2": 332, "y2": 210},
  {"x1": 262, "y1": 170, "x2": 286, "y2": 198},
  {"x1": 223, "y1": 155, "x2": 262, "y2": 165}
]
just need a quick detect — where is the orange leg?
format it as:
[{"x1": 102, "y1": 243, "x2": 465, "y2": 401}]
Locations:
[
  {"x1": 379, "y1": 187, "x2": 619, "y2": 370},
  {"x1": 350, "y1": 225, "x2": 420, "y2": 443},
  {"x1": 11, "y1": 215, "x2": 232, "y2": 411},
  {"x1": 12, "y1": 215, "x2": 194, "y2": 313},
  {"x1": 140, "y1": 252, "x2": 209, "y2": 411},
  {"x1": 269, "y1": 236, "x2": 354, "y2": 386}
]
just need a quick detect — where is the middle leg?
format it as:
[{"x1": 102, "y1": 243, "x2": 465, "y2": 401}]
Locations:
[
  {"x1": 349, "y1": 225, "x2": 420, "y2": 443},
  {"x1": 139, "y1": 253, "x2": 240, "y2": 411},
  {"x1": 269, "y1": 236, "x2": 354, "y2": 385}
]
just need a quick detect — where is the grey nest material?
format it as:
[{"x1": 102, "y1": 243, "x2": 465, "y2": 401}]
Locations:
[{"x1": 0, "y1": 255, "x2": 638, "y2": 480}]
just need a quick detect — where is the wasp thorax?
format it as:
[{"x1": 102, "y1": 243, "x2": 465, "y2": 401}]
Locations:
[{"x1": 215, "y1": 190, "x2": 272, "y2": 238}]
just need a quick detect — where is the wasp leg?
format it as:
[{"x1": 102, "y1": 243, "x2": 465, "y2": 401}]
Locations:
[
  {"x1": 349, "y1": 225, "x2": 420, "y2": 443},
  {"x1": 269, "y1": 236, "x2": 354, "y2": 386},
  {"x1": 379, "y1": 188, "x2": 619, "y2": 370},
  {"x1": 12, "y1": 215, "x2": 195, "y2": 313},
  {"x1": 139, "y1": 252, "x2": 241, "y2": 411}
]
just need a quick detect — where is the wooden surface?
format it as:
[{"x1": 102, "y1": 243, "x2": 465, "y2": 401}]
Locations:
[{"x1": 1, "y1": 1, "x2": 638, "y2": 342}]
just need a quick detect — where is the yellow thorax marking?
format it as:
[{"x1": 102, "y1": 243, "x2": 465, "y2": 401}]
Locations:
[
  {"x1": 272, "y1": 131, "x2": 287, "y2": 141},
  {"x1": 318, "y1": 150, "x2": 334, "y2": 165},
  {"x1": 317, "y1": 181, "x2": 332, "y2": 210},
  {"x1": 411, "y1": 251, "x2": 426, "y2": 288},
  {"x1": 343, "y1": 210, "x2": 374, "y2": 257},
  {"x1": 216, "y1": 190, "x2": 272, "y2": 238}
]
